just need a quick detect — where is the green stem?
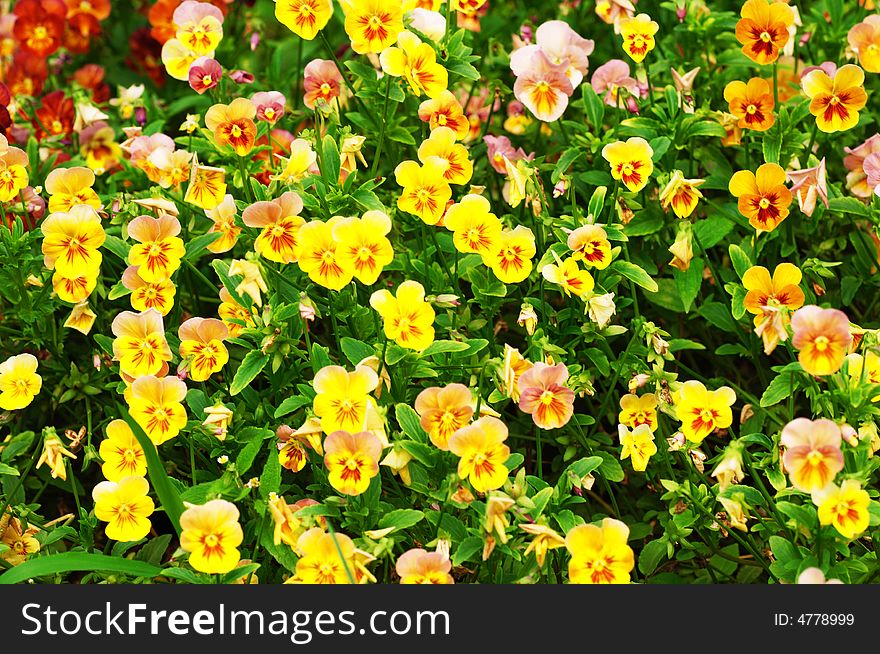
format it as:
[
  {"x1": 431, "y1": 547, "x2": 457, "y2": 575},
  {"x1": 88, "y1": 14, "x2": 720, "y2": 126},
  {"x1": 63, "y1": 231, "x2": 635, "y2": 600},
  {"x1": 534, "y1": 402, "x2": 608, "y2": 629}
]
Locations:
[
  {"x1": 772, "y1": 60, "x2": 779, "y2": 109},
  {"x1": 293, "y1": 37, "x2": 303, "y2": 110},
  {"x1": 587, "y1": 329, "x2": 639, "y2": 440},
  {"x1": 68, "y1": 460, "x2": 83, "y2": 525},
  {"x1": 328, "y1": 291, "x2": 342, "y2": 354},
  {"x1": 0, "y1": 444, "x2": 40, "y2": 520},
  {"x1": 247, "y1": 510, "x2": 269, "y2": 584},
  {"x1": 428, "y1": 228, "x2": 455, "y2": 287},
  {"x1": 190, "y1": 436, "x2": 197, "y2": 483},
  {"x1": 803, "y1": 121, "x2": 819, "y2": 160},
  {"x1": 375, "y1": 333, "x2": 389, "y2": 390},
  {"x1": 326, "y1": 519, "x2": 357, "y2": 584},
  {"x1": 319, "y1": 31, "x2": 368, "y2": 118},
  {"x1": 642, "y1": 62, "x2": 655, "y2": 106},
  {"x1": 534, "y1": 425, "x2": 542, "y2": 479},
  {"x1": 370, "y1": 75, "x2": 392, "y2": 179},
  {"x1": 684, "y1": 487, "x2": 779, "y2": 582},
  {"x1": 182, "y1": 258, "x2": 218, "y2": 293},
  {"x1": 743, "y1": 449, "x2": 793, "y2": 540},
  {"x1": 478, "y1": 86, "x2": 499, "y2": 141},
  {"x1": 237, "y1": 157, "x2": 254, "y2": 204}
]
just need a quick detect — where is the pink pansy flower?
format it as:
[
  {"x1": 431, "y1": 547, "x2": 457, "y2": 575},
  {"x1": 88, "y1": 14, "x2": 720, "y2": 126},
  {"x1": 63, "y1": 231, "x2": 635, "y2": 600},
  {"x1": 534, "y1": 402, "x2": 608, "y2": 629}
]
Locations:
[
  {"x1": 510, "y1": 20, "x2": 594, "y2": 88},
  {"x1": 251, "y1": 91, "x2": 286, "y2": 124},
  {"x1": 188, "y1": 57, "x2": 222, "y2": 95},
  {"x1": 781, "y1": 417, "x2": 844, "y2": 493},
  {"x1": 127, "y1": 133, "x2": 175, "y2": 179},
  {"x1": 303, "y1": 59, "x2": 343, "y2": 110},
  {"x1": 483, "y1": 135, "x2": 530, "y2": 174},
  {"x1": 173, "y1": 0, "x2": 224, "y2": 26},
  {"x1": 799, "y1": 61, "x2": 837, "y2": 82},
  {"x1": 21, "y1": 186, "x2": 46, "y2": 221},
  {"x1": 517, "y1": 362, "x2": 575, "y2": 430},
  {"x1": 229, "y1": 70, "x2": 254, "y2": 84},
  {"x1": 787, "y1": 158, "x2": 828, "y2": 217},
  {"x1": 172, "y1": 1, "x2": 224, "y2": 57},
  {"x1": 843, "y1": 134, "x2": 880, "y2": 198},
  {"x1": 790, "y1": 305, "x2": 852, "y2": 376},
  {"x1": 591, "y1": 59, "x2": 639, "y2": 109},
  {"x1": 863, "y1": 153, "x2": 880, "y2": 197},
  {"x1": 512, "y1": 49, "x2": 574, "y2": 123}
]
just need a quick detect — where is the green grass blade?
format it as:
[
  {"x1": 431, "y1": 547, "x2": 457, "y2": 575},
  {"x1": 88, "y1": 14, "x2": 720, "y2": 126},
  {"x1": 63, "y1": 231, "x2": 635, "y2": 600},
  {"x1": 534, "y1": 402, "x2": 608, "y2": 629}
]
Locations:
[
  {"x1": 0, "y1": 552, "x2": 163, "y2": 584},
  {"x1": 116, "y1": 403, "x2": 185, "y2": 534}
]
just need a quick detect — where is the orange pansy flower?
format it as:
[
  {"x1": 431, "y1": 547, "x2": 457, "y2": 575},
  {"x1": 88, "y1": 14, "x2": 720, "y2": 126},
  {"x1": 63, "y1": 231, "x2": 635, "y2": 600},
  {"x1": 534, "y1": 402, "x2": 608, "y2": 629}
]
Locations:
[
  {"x1": 178, "y1": 317, "x2": 229, "y2": 382},
  {"x1": 801, "y1": 64, "x2": 868, "y2": 134},
  {"x1": 415, "y1": 383, "x2": 475, "y2": 451},
  {"x1": 127, "y1": 214, "x2": 186, "y2": 283},
  {"x1": 728, "y1": 163, "x2": 791, "y2": 232},
  {"x1": 735, "y1": 0, "x2": 793, "y2": 65},
  {"x1": 723, "y1": 77, "x2": 775, "y2": 131},
  {"x1": 205, "y1": 98, "x2": 258, "y2": 156},
  {"x1": 242, "y1": 191, "x2": 305, "y2": 264}
]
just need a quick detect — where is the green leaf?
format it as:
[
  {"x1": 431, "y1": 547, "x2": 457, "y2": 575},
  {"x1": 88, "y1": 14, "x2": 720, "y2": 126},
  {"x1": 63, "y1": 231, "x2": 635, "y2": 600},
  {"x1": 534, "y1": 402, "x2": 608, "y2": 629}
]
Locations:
[
  {"x1": 762, "y1": 122, "x2": 782, "y2": 164},
  {"x1": 340, "y1": 337, "x2": 375, "y2": 365},
  {"x1": 160, "y1": 567, "x2": 208, "y2": 584},
  {"x1": 274, "y1": 395, "x2": 312, "y2": 419},
  {"x1": 581, "y1": 83, "x2": 605, "y2": 133},
  {"x1": 352, "y1": 188, "x2": 386, "y2": 212},
  {"x1": 694, "y1": 214, "x2": 735, "y2": 248},
  {"x1": 760, "y1": 372, "x2": 797, "y2": 407},
  {"x1": 399, "y1": 441, "x2": 436, "y2": 467},
  {"x1": 777, "y1": 501, "x2": 815, "y2": 530},
  {"x1": 673, "y1": 256, "x2": 703, "y2": 313},
  {"x1": 0, "y1": 552, "x2": 164, "y2": 584},
  {"x1": 587, "y1": 185, "x2": 607, "y2": 220},
  {"x1": 649, "y1": 137, "x2": 671, "y2": 162},
  {"x1": 229, "y1": 351, "x2": 270, "y2": 396},
  {"x1": 840, "y1": 275, "x2": 862, "y2": 306},
  {"x1": 183, "y1": 232, "x2": 221, "y2": 261},
  {"x1": 0, "y1": 462, "x2": 20, "y2": 476},
  {"x1": 137, "y1": 534, "x2": 173, "y2": 566},
  {"x1": 116, "y1": 404, "x2": 184, "y2": 534},
  {"x1": 211, "y1": 259, "x2": 248, "y2": 307},
  {"x1": 107, "y1": 281, "x2": 132, "y2": 300},
  {"x1": 668, "y1": 338, "x2": 705, "y2": 352},
  {"x1": 310, "y1": 343, "x2": 333, "y2": 370},
  {"x1": 719, "y1": 484, "x2": 765, "y2": 508},
  {"x1": 680, "y1": 118, "x2": 727, "y2": 140},
  {"x1": 596, "y1": 451, "x2": 625, "y2": 482},
  {"x1": 644, "y1": 278, "x2": 685, "y2": 313},
  {"x1": 638, "y1": 539, "x2": 668, "y2": 576},
  {"x1": 395, "y1": 403, "x2": 429, "y2": 443},
  {"x1": 696, "y1": 302, "x2": 739, "y2": 333},
  {"x1": 235, "y1": 427, "x2": 273, "y2": 475},
  {"x1": 102, "y1": 235, "x2": 130, "y2": 261},
  {"x1": 769, "y1": 535, "x2": 801, "y2": 565},
  {"x1": 377, "y1": 509, "x2": 425, "y2": 532},
  {"x1": 420, "y1": 340, "x2": 470, "y2": 357},
  {"x1": 452, "y1": 537, "x2": 483, "y2": 566},
  {"x1": 828, "y1": 197, "x2": 870, "y2": 218},
  {"x1": 446, "y1": 60, "x2": 480, "y2": 81},
  {"x1": 259, "y1": 440, "x2": 282, "y2": 500},
  {"x1": 505, "y1": 453, "x2": 524, "y2": 471},
  {"x1": 729, "y1": 244, "x2": 752, "y2": 279},
  {"x1": 609, "y1": 260, "x2": 658, "y2": 293},
  {"x1": 321, "y1": 135, "x2": 341, "y2": 185}
]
